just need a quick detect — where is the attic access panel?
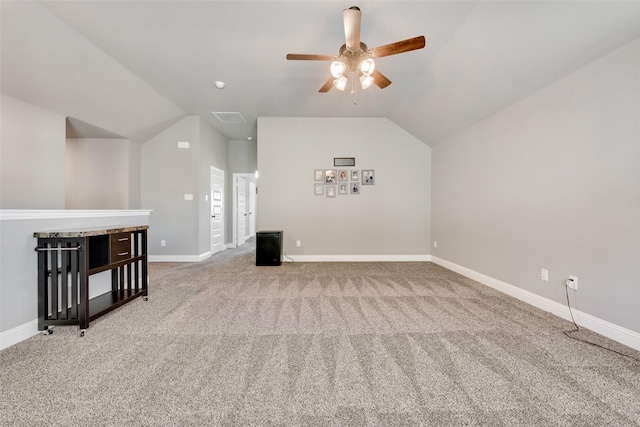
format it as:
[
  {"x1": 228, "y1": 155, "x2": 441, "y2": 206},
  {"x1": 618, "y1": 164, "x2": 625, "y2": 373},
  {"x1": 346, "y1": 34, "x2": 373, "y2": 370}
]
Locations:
[{"x1": 212, "y1": 112, "x2": 246, "y2": 124}]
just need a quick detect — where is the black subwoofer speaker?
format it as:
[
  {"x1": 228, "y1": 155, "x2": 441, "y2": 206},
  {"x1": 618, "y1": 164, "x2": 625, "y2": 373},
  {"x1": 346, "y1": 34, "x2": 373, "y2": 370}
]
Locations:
[{"x1": 256, "y1": 230, "x2": 283, "y2": 266}]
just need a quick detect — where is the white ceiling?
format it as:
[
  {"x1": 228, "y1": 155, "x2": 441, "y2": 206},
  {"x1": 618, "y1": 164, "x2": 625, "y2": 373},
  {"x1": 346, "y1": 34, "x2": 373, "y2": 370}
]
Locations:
[{"x1": 3, "y1": 1, "x2": 640, "y2": 146}]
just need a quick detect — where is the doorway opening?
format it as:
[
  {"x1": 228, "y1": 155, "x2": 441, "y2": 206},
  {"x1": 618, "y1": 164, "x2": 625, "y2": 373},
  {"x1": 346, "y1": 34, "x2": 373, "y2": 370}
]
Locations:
[{"x1": 232, "y1": 173, "x2": 257, "y2": 247}]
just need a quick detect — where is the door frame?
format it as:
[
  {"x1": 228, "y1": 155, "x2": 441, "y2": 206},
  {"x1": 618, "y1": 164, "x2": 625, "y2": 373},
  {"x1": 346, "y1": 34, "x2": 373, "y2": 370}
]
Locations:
[
  {"x1": 232, "y1": 172, "x2": 258, "y2": 247},
  {"x1": 210, "y1": 166, "x2": 225, "y2": 255}
]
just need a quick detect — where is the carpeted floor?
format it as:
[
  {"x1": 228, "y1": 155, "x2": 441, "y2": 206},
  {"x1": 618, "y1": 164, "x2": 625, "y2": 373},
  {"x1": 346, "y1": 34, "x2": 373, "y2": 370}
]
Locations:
[{"x1": 1, "y1": 240, "x2": 640, "y2": 426}]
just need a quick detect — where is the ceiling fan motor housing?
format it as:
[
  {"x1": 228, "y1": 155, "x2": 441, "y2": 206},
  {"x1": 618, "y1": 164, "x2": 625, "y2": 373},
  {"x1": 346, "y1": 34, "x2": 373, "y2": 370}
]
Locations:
[{"x1": 337, "y1": 42, "x2": 371, "y2": 74}]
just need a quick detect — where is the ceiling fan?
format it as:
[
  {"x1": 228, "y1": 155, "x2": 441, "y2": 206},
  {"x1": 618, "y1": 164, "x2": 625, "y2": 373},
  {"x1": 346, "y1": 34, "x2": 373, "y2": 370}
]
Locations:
[{"x1": 287, "y1": 6, "x2": 425, "y2": 93}]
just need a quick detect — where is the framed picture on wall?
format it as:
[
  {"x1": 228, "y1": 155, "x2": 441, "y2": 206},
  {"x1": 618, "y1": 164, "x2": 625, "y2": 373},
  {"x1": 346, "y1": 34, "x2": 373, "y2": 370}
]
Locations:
[
  {"x1": 338, "y1": 183, "x2": 348, "y2": 195},
  {"x1": 334, "y1": 157, "x2": 356, "y2": 167},
  {"x1": 338, "y1": 169, "x2": 349, "y2": 182},
  {"x1": 350, "y1": 182, "x2": 360, "y2": 194},
  {"x1": 326, "y1": 185, "x2": 336, "y2": 198},
  {"x1": 314, "y1": 169, "x2": 324, "y2": 182},
  {"x1": 314, "y1": 183, "x2": 324, "y2": 196},
  {"x1": 325, "y1": 169, "x2": 337, "y2": 184},
  {"x1": 350, "y1": 170, "x2": 359, "y2": 182},
  {"x1": 362, "y1": 169, "x2": 375, "y2": 185}
]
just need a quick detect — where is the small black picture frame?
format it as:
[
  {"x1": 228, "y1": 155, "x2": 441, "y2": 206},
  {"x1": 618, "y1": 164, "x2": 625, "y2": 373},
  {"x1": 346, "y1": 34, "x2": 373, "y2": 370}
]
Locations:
[{"x1": 334, "y1": 157, "x2": 355, "y2": 167}]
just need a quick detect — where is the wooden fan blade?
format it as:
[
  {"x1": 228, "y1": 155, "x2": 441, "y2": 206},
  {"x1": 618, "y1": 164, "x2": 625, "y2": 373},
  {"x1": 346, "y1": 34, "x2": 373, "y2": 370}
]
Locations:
[
  {"x1": 369, "y1": 36, "x2": 426, "y2": 58},
  {"x1": 286, "y1": 54, "x2": 335, "y2": 61},
  {"x1": 319, "y1": 77, "x2": 334, "y2": 93},
  {"x1": 343, "y1": 6, "x2": 361, "y2": 51},
  {"x1": 371, "y1": 69, "x2": 392, "y2": 89}
]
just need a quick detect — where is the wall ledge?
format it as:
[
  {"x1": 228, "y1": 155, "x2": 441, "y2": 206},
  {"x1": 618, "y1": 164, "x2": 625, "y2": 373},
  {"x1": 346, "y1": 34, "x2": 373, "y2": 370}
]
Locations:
[{"x1": 0, "y1": 210, "x2": 152, "y2": 220}]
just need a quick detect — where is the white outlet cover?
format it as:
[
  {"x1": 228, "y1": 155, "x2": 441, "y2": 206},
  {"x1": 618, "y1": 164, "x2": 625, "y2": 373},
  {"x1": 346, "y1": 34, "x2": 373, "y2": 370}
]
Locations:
[{"x1": 184, "y1": 193, "x2": 194, "y2": 201}]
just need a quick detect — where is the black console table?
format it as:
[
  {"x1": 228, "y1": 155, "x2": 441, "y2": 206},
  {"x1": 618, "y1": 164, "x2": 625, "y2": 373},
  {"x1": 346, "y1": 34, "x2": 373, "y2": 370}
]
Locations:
[{"x1": 34, "y1": 226, "x2": 148, "y2": 334}]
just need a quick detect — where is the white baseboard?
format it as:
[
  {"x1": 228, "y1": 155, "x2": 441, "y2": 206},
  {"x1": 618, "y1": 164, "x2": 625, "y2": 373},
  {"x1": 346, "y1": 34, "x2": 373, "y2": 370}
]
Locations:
[
  {"x1": 430, "y1": 256, "x2": 640, "y2": 352},
  {"x1": 0, "y1": 320, "x2": 39, "y2": 351},
  {"x1": 149, "y1": 251, "x2": 211, "y2": 263},
  {"x1": 286, "y1": 254, "x2": 431, "y2": 262}
]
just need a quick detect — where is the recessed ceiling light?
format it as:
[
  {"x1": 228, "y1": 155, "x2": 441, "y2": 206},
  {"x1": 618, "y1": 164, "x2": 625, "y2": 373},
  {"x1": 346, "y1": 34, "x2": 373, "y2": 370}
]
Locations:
[{"x1": 213, "y1": 81, "x2": 225, "y2": 89}]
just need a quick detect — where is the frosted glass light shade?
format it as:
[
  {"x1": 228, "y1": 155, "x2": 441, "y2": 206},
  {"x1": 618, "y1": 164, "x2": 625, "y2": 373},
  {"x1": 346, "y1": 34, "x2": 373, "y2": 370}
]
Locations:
[
  {"x1": 330, "y1": 61, "x2": 346, "y2": 78},
  {"x1": 334, "y1": 75, "x2": 348, "y2": 91},
  {"x1": 360, "y1": 58, "x2": 375, "y2": 76},
  {"x1": 360, "y1": 74, "x2": 374, "y2": 89}
]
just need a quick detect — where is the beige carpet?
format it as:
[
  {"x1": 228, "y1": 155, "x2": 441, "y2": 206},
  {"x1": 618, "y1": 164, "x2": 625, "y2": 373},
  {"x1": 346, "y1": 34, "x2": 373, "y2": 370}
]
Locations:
[{"x1": 1, "y1": 239, "x2": 640, "y2": 426}]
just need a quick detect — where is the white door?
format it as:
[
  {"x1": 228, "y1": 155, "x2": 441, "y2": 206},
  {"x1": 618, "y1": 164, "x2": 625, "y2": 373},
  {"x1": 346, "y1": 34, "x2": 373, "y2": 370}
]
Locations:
[
  {"x1": 249, "y1": 181, "x2": 256, "y2": 236},
  {"x1": 237, "y1": 176, "x2": 247, "y2": 246},
  {"x1": 210, "y1": 167, "x2": 224, "y2": 255}
]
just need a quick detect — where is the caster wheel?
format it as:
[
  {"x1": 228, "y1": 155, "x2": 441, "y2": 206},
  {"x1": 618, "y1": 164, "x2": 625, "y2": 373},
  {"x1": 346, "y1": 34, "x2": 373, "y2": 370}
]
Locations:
[
  {"x1": 47, "y1": 329, "x2": 54, "y2": 335},
  {"x1": 79, "y1": 330, "x2": 85, "y2": 337},
  {"x1": 143, "y1": 297, "x2": 149, "y2": 301}
]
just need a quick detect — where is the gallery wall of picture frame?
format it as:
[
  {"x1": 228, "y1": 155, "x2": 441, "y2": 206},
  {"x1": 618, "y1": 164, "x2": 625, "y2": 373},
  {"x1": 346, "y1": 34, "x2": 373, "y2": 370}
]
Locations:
[{"x1": 314, "y1": 160, "x2": 374, "y2": 198}]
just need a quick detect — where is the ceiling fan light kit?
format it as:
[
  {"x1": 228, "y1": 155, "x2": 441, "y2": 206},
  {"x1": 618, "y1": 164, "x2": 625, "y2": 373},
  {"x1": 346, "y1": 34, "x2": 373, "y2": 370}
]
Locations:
[
  {"x1": 330, "y1": 61, "x2": 346, "y2": 79},
  {"x1": 360, "y1": 58, "x2": 375, "y2": 76},
  {"x1": 359, "y1": 74, "x2": 374, "y2": 90},
  {"x1": 334, "y1": 75, "x2": 348, "y2": 91},
  {"x1": 286, "y1": 6, "x2": 426, "y2": 96},
  {"x1": 328, "y1": 46, "x2": 376, "y2": 91}
]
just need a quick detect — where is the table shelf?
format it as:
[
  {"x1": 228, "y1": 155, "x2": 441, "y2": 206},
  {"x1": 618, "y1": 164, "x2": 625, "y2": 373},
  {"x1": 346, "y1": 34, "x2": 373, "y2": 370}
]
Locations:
[{"x1": 35, "y1": 226, "x2": 148, "y2": 332}]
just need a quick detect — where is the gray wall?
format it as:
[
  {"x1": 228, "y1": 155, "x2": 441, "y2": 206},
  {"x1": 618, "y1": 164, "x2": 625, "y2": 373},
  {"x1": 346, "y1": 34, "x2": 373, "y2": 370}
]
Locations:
[
  {"x1": 1, "y1": 95, "x2": 144, "y2": 212},
  {"x1": 257, "y1": 117, "x2": 431, "y2": 258},
  {"x1": 229, "y1": 139, "x2": 258, "y2": 174},
  {"x1": 129, "y1": 143, "x2": 142, "y2": 209},
  {"x1": 0, "y1": 95, "x2": 66, "y2": 209},
  {"x1": 432, "y1": 37, "x2": 640, "y2": 333},
  {"x1": 141, "y1": 116, "x2": 200, "y2": 256},
  {"x1": 141, "y1": 116, "x2": 229, "y2": 258},
  {"x1": 65, "y1": 138, "x2": 131, "y2": 209}
]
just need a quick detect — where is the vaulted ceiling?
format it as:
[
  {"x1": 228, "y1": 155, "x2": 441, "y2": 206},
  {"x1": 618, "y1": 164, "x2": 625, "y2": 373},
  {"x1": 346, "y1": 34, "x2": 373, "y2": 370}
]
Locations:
[{"x1": 3, "y1": 1, "x2": 640, "y2": 146}]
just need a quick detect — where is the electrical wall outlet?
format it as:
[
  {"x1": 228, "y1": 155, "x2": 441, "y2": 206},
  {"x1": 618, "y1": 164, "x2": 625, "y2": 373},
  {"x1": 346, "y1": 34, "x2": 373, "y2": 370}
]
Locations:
[
  {"x1": 541, "y1": 268, "x2": 549, "y2": 282},
  {"x1": 567, "y1": 275, "x2": 578, "y2": 290},
  {"x1": 296, "y1": 240, "x2": 301, "y2": 247},
  {"x1": 434, "y1": 241, "x2": 438, "y2": 249},
  {"x1": 161, "y1": 240, "x2": 166, "y2": 247}
]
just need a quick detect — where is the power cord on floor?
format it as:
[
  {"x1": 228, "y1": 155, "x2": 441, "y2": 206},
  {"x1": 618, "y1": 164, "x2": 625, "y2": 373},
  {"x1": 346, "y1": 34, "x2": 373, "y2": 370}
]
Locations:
[
  {"x1": 563, "y1": 280, "x2": 640, "y2": 363},
  {"x1": 282, "y1": 251, "x2": 294, "y2": 263}
]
